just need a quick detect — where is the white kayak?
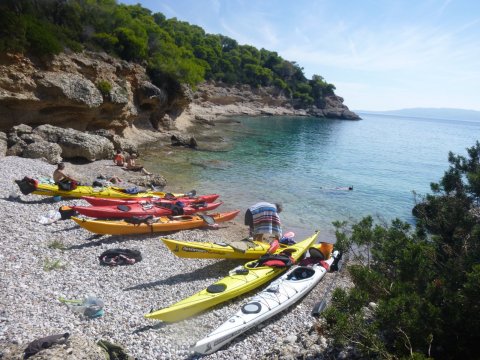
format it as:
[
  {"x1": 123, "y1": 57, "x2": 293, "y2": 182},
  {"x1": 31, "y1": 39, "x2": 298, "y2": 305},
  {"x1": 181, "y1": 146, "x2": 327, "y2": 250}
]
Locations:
[{"x1": 191, "y1": 250, "x2": 338, "y2": 355}]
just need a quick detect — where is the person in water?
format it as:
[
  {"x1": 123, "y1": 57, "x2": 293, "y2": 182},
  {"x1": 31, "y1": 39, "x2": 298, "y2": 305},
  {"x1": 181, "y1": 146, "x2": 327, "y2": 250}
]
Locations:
[
  {"x1": 125, "y1": 153, "x2": 152, "y2": 175},
  {"x1": 53, "y1": 162, "x2": 79, "y2": 190},
  {"x1": 113, "y1": 149, "x2": 125, "y2": 166},
  {"x1": 244, "y1": 202, "x2": 283, "y2": 242}
]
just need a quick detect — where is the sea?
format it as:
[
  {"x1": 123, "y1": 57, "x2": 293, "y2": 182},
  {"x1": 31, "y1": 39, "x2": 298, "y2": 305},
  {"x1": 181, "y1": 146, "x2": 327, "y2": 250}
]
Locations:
[{"x1": 141, "y1": 113, "x2": 480, "y2": 242}]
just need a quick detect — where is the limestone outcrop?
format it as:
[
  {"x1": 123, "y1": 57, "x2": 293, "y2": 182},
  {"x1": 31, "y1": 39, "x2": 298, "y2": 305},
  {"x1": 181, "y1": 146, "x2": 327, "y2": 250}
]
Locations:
[
  {"x1": 34, "y1": 124, "x2": 114, "y2": 161},
  {"x1": 6, "y1": 123, "x2": 116, "y2": 162},
  {"x1": 184, "y1": 82, "x2": 360, "y2": 121},
  {"x1": 0, "y1": 51, "x2": 360, "y2": 160},
  {"x1": 0, "y1": 131, "x2": 7, "y2": 157},
  {"x1": 0, "y1": 52, "x2": 184, "y2": 134},
  {"x1": 22, "y1": 141, "x2": 63, "y2": 164}
]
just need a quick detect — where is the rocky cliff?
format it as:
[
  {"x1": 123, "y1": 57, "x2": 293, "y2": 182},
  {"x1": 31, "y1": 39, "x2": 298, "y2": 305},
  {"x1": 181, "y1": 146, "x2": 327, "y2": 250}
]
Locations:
[
  {"x1": 0, "y1": 51, "x2": 187, "y2": 134},
  {"x1": 189, "y1": 82, "x2": 360, "y2": 121},
  {"x1": 0, "y1": 51, "x2": 360, "y2": 161}
]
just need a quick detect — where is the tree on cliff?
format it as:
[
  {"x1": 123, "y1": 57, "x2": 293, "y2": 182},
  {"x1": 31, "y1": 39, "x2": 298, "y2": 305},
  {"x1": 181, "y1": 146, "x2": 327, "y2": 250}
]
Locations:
[
  {"x1": 324, "y1": 141, "x2": 480, "y2": 359},
  {"x1": 0, "y1": 0, "x2": 336, "y2": 108}
]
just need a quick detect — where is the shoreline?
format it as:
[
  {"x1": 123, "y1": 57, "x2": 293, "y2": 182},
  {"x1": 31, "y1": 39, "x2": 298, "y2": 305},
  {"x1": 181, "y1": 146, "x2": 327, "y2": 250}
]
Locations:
[{"x1": 0, "y1": 156, "x2": 351, "y2": 360}]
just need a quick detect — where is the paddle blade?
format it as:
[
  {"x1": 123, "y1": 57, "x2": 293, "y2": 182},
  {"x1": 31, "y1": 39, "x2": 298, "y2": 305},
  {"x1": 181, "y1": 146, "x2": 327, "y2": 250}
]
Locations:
[
  {"x1": 199, "y1": 214, "x2": 215, "y2": 225},
  {"x1": 185, "y1": 189, "x2": 197, "y2": 197},
  {"x1": 330, "y1": 251, "x2": 343, "y2": 272},
  {"x1": 311, "y1": 299, "x2": 327, "y2": 317}
]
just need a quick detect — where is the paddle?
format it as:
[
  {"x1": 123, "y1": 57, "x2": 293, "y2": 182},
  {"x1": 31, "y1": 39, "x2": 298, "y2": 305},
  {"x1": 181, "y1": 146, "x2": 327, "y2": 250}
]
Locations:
[
  {"x1": 198, "y1": 214, "x2": 215, "y2": 225},
  {"x1": 184, "y1": 189, "x2": 197, "y2": 197},
  {"x1": 311, "y1": 251, "x2": 343, "y2": 317}
]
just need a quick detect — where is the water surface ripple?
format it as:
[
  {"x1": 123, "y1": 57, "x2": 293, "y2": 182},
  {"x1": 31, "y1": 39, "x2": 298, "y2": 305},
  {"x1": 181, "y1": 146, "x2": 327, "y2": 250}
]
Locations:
[{"x1": 143, "y1": 114, "x2": 480, "y2": 241}]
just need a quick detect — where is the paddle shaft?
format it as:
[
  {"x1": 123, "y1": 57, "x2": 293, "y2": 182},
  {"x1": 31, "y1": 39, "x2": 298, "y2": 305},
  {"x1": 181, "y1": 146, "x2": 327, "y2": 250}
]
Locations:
[{"x1": 311, "y1": 252, "x2": 344, "y2": 317}]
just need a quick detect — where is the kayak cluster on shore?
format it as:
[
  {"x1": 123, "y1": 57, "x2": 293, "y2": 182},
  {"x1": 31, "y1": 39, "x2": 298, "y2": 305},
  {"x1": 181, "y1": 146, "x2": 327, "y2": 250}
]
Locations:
[{"x1": 13, "y1": 173, "x2": 341, "y2": 356}]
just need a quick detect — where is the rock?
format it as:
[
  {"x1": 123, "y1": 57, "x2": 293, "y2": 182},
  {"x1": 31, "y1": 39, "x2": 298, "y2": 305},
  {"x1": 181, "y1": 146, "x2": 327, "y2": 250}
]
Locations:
[
  {"x1": 111, "y1": 135, "x2": 138, "y2": 155},
  {"x1": 0, "y1": 131, "x2": 6, "y2": 157},
  {"x1": 170, "y1": 134, "x2": 198, "y2": 149},
  {"x1": 88, "y1": 130, "x2": 138, "y2": 155},
  {"x1": 0, "y1": 52, "x2": 174, "y2": 134},
  {"x1": 342, "y1": 110, "x2": 361, "y2": 120},
  {"x1": 137, "y1": 81, "x2": 168, "y2": 108},
  {"x1": 34, "y1": 124, "x2": 114, "y2": 161},
  {"x1": 11, "y1": 124, "x2": 33, "y2": 136},
  {"x1": 6, "y1": 140, "x2": 26, "y2": 156},
  {"x1": 36, "y1": 71, "x2": 103, "y2": 108},
  {"x1": 285, "y1": 335, "x2": 298, "y2": 344},
  {"x1": 22, "y1": 141, "x2": 62, "y2": 164},
  {"x1": 19, "y1": 132, "x2": 44, "y2": 145},
  {"x1": 130, "y1": 174, "x2": 167, "y2": 188},
  {"x1": 193, "y1": 115, "x2": 216, "y2": 126}
]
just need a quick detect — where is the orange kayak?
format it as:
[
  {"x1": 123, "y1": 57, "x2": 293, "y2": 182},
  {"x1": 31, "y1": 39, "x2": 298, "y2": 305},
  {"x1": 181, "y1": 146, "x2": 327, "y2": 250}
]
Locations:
[{"x1": 71, "y1": 210, "x2": 240, "y2": 235}]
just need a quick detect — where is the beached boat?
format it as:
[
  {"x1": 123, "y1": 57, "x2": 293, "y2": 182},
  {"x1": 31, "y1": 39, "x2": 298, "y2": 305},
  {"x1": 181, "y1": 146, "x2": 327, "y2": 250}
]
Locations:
[
  {"x1": 161, "y1": 238, "x2": 273, "y2": 260},
  {"x1": 82, "y1": 194, "x2": 220, "y2": 206},
  {"x1": 15, "y1": 176, "x2": 187, "y2": 199},
  {"x1": 71, "y1": 201, "x2": 223, "y2": 219},
  {"x1": 71, "y1": 210, "x2": 240, "y2": 235},
  {"x1": 162, "y1": 238, "x2": 333, "y2": 260},
  {"x1": 144, "y1": 232, "x2": 318, "y2": 322},
  {"x1": 192, "y1": 251, "x2": 337, "y2": 354}
]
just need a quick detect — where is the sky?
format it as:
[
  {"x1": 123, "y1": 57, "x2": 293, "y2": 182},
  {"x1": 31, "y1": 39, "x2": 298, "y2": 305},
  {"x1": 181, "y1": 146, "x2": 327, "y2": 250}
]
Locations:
[{"x1": 120, "y1": 0, "x2": 480, "y2": 111}]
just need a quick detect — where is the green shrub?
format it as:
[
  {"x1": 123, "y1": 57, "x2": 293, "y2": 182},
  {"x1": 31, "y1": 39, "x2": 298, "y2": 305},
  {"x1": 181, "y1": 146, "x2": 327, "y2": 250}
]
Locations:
[
  {"x1": 48, "y1": 240, "x2": 66, "y2": 250},
  {"x1": 24, "y1": 16, "x2": 62, "y2": 56},
  {"x1": 43, "y1": 258, "x2": 66, "y2": 271},
  {"x1": 97, "y1": 80, "x2": 112, "y2": 96}
]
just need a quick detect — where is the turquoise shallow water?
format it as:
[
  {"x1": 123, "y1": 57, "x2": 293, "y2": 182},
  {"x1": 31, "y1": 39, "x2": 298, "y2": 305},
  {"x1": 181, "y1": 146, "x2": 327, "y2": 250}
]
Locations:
[{"x1": 142, "y1": 114, "x2": 480, "y2": 241}]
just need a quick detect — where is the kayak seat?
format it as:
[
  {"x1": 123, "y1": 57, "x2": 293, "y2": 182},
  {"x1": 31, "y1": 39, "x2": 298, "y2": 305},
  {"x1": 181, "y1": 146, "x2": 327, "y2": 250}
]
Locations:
[
  {"x1": 308, "y1": 247, "x2": 325, "y2": 259},
  {"x1": 117, "y1": 205, "x2": 131, "y2": 212},
  {"x1": 206, "y1": 283, "x2": 227, "y2": 293},
  {"x1": 287, "y1": 267, "x2": 315, "y2": 280}
]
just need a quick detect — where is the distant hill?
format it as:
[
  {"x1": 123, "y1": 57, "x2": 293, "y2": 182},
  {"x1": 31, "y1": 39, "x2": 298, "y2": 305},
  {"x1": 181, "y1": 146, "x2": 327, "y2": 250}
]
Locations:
[{"x1": 358, "y1": 108, "x2": 480, "y2": 122}]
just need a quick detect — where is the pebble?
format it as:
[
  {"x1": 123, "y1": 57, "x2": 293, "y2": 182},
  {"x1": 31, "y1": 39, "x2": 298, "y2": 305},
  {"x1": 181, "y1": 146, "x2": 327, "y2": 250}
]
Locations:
[{"x1": 0, "y1": 156, "x2": 353, "y2": 359}]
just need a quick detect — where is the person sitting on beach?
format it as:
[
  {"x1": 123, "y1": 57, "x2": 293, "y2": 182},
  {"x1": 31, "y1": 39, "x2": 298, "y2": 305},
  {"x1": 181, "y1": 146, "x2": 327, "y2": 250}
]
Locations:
[
  {"x1": 125, "y1": 153, "x2": 152, "y2": 175},
  {"x1": 113, "y1": 149, "x2": 125, "y2": 166},
  {"x1": 53, "y1": 162, "x2": 79, "y2": 190},
  {"x1": 244, "y1": 202, "x2": 283, "y2": 242}
]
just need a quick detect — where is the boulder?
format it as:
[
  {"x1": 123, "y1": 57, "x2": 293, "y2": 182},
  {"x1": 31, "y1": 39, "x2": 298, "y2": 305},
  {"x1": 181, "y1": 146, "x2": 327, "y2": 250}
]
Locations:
[
  {"x1": 22, "y1": 141, "x2": 63, "y2": 164},
  {"x1": 88, "y1": 130, "x2": 138, "y2": 155},
  {"x1": 170, "y1": 134, "x2": 198, "y2": 149},
  {"x1": 130, "y1": 174, "x2": 167, "y2": 188},
  {"x1": 11, "y1": 124, "x2": 33, "y2": 136},
  {"x1": 111, "y1": 135, "x2": 138, "y2": 155},
  {"x1": 6, "y1": 140, "x2": 27, "y2": 156},
  {"x1": 36, "y1": 71, "x2": 103, "y2": 108},
  {"x1": 137, "y1": 81, "x2": 168, "y2": 109},
  {"x1": 19, "y1": 132, "x2": 45, "y2": 144},
  {"x1": 34, "y1": 124, "x2": 114, "y2": 161},
  {"x1": 0, "y1": 131, "x2": 6, "y2": 157}
]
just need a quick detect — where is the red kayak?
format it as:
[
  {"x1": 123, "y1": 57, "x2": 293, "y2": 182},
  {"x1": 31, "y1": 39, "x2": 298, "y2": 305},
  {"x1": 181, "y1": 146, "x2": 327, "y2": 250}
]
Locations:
[
  {"x1": 71, "y1": 201, "x2": 223, "y2": 219},
  {"x1": 82, "y1": 194, "x2": 220, "y2": 206}
]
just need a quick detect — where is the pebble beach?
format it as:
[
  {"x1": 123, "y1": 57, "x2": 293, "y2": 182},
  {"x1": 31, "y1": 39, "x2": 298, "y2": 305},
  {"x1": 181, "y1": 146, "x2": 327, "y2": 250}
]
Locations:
[{"x1": 0, "y1": 156, "x2": 350, "y2": 360}]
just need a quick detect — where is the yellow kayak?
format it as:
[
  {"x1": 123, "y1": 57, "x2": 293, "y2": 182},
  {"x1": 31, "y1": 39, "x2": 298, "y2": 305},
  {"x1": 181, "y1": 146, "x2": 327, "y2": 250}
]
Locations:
[
  {"x1": 162, "y1": 238, "x2": 334, "y2": 260},
  {"x1": 145, "y1": 232, "x2": 319, "y2": 322},
  {"x1": 15, "y1": 176, "x2": 184, "y2": 199},
  {"x1": 161, "y1": 238, "x2": 274, "y2": 260},
  {"x1": 72, "y1": 210, "x2": 240, "y2": 235}
]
